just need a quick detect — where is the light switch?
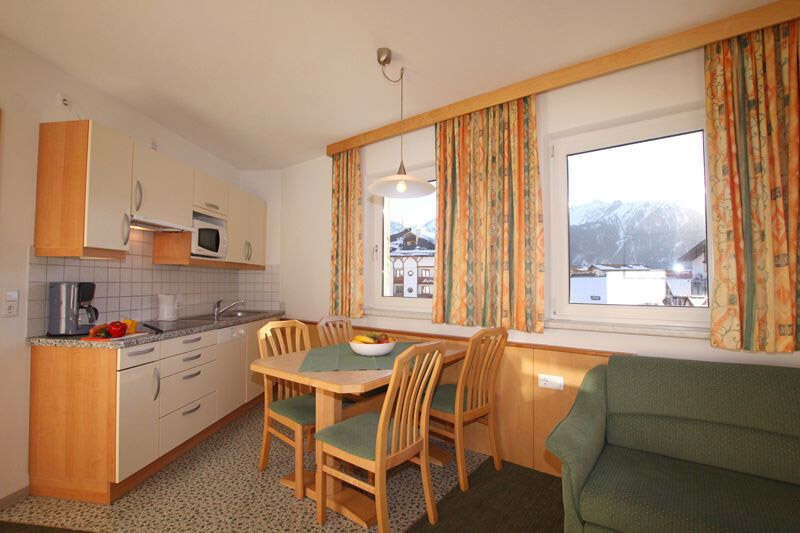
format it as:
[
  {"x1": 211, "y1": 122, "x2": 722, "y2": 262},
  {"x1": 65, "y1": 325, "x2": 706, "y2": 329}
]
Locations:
[
  {"x1": 538, "y1": 373, "x2": 564, "y2": 390},
  {"x1": 2, "y1": 289, "x2": 20, "y2": 317}
]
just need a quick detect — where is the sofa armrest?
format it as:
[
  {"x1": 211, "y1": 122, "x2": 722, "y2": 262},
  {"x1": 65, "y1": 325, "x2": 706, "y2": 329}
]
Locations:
[{"x1": 546, "y1": 364, "x2": 607, "y2": 532}]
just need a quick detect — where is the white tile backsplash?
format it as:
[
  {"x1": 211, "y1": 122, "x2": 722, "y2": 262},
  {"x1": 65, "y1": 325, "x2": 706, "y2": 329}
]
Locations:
[{"x1": 27, "y1": 230, "x2": 282, "y2": 336}]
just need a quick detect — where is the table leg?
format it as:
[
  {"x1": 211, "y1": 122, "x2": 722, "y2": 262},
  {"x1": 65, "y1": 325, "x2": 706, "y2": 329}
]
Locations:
[{"x1": 304, "y1": 389, "x2": 376, "y2": 527}]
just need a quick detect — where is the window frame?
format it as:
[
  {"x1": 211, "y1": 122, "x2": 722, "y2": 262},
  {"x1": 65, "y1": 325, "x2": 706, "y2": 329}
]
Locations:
[
  {"x1": 546, "y1": 108, "x2": 712, "y2": 333},
  {"x1": 364, "y1": 163, "x2": 437, "y2": 318}
]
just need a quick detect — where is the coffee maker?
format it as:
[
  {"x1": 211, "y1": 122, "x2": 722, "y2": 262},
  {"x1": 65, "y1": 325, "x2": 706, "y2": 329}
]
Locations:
[{"x1": 47, "y1": 282, "x2": 99, "y2": 336}]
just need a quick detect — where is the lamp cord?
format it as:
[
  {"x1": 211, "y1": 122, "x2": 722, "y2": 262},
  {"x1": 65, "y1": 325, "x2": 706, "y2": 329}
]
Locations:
[{"x1": 381, "y1": 64, "x2": 406, "y2": 165}]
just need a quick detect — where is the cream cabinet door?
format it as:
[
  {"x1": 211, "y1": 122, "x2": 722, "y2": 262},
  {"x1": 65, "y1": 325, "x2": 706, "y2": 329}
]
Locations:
[
  {"x1": 248, "y1": 195, "x2": 267, "y2": 265},
  {"x1": 226, "y1": 186, "x2": 249, "y2": 263},
  {"x1": 193, "y1": 170, "x2": 229, "y2": 218},
  {"x1": 245, "y1": 321, "x2": 267, "y2": 401},
  {"x1": 84, "y1": 122, "x2": 134, "y2": 251},
  {"x1": 116, "y1": 360, "x2": 160, "y2": 482},
  {"x1": 132, "y1": 143, "x2": 193, "y2": 228},
  {"x1": 214, "y1": 336, "x2": 246, "y2": 418}
]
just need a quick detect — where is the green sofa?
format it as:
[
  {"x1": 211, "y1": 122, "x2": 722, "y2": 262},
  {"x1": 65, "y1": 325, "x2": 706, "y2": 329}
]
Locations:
[{"x1": 546, "y1": 355, "x2": 800, "y2": 532}]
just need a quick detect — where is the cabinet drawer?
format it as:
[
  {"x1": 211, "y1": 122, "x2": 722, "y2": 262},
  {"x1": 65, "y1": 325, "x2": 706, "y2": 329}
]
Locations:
[
  {"x1": 159, "y1": 392, "x2": 217, "y2": 455},
  {"x1": 160, "y1": 345, "x2": 216, "y2": 378},
  {"x1": 118, "y1": 342, "x2": 161, "y2": 370},
  {"x1": 161, "y1": 331, "x2": 216, "y2": 358},
  {"x1": 159, "y1": 361, "x2": 217, "y2": 416}
]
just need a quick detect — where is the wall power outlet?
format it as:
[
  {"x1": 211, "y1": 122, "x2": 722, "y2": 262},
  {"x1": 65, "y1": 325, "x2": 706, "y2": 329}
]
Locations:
[
  {"x1": 1, "y1": 289, "x2": 20, "y2": 318},
  {"x1": 538, "y1": 373, "x2": 564, "y2": 390}
]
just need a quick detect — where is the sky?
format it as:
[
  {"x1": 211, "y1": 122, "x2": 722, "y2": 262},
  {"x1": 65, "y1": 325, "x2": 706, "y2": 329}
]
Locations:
[
  {"x1": 567, "y1": 130, "x2": 707, "y2": 213},
  {"x1": 385, "y1": 186, "x2": 437, "y2": 227}
]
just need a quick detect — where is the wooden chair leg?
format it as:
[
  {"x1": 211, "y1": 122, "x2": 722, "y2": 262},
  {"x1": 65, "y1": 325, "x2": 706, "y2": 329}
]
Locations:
[
  {"x1": 315, "y1": 442, "x2": 326, "y2": 525},
  {"x1": 305, "y1": 427, "x2": 315, "y2": 454},
  {"x1": 454, "y1": 420, "x2": 469, "y2": 491},
  {"x1": 420, "y1": 447, "x2": 438, "y2": 525},
  {"x1": 487, "y1": 410, "x2": 503, "y2": 470},
  {"x1": 259, "y1": 415, "x2": 271, "y2": 472},
  {"x1": 293, "y1": 423, "x2": 305, "y2": 499},
  {"x1": 375, "y1": 468, "x2": 390, "y2": 533}
]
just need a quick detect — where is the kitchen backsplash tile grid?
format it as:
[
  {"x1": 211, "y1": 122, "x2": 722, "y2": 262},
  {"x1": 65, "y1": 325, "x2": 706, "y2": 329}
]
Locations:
[{"x1": 27, "y1": 230, "x2": 281, "y2": 336}]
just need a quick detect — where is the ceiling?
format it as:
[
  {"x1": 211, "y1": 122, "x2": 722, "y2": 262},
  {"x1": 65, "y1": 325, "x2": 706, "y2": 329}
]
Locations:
[{"x1": 0, "y1": 0, "x2": 769, "y2": 170}]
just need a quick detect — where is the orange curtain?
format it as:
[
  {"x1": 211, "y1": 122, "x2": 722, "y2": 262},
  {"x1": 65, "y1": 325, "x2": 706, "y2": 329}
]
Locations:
[
  {"x1": 329, "y1": 149, "x2": 364, "y2": 317},
  {"x1": 433, "y1": 96, "x2": 545, "y2": 332},
  {"x1": 705, "y1": 20, "x2": 799, "y2": 351}
]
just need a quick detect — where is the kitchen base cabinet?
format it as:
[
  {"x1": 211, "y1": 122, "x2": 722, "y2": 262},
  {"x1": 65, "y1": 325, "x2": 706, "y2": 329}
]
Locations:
[
  {"x1": 159, "y1": 392, "x2": 218, "y2": 455},
  {"x1": 116, "y1": 360, "x2": 160, "y2": 482},
  {"x1": 215, "y1": 329, "x2": 247, "y2": 419},
  {"x1": 27, "y1": 319, "x2": 274, "y2": 504}
]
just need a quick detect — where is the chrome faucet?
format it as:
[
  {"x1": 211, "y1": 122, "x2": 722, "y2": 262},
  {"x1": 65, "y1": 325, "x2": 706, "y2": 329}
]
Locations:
[{"x1": 213, "y1": 299, "x2": 244, "y2": 321}]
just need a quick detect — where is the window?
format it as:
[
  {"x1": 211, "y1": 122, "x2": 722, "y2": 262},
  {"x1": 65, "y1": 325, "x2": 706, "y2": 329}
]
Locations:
[
  {"x1": 549, "y1": 109, "x2": 711, "y2": 332},
  {"x1": 382, "y1": 182, "x2": 437, "y2": 299},
  {"x1": 365, "y1": 164, "x2": 437, "y2": 316}
]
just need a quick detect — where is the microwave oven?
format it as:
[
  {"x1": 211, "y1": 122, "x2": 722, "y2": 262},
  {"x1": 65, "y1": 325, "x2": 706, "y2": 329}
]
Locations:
[{"x1": 191, "y1": 212, "x2": 228, "y2": 259}]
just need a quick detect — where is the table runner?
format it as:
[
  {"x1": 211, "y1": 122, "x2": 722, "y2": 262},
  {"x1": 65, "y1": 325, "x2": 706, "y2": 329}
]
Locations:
[{"x1": 299, "y1": 342, "x2": 417, "y2": 372}]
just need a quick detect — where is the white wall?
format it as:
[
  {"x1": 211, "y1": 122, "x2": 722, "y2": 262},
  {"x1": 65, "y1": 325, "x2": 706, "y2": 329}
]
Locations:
[
  {"x1": 277, "y1": 49, "x2": 800, "y2": 368},
  {"x1": 279, "y1": 156, "x2": 332, "y2": 320},
  {"x1": 0, "y1": 35, "x2": 241, "y2": 501}
]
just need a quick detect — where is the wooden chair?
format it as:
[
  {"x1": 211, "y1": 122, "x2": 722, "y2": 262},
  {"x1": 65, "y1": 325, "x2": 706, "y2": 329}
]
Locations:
[
  {"x1": 317, "y1": 315, "x2": 354, "y2": 346},
  {"x1": 257, "y1": 319, "x2": 315, "y2": 498},
  {"x1": 315, "y1": 342, "x2": 445, "y2": 532},
  {"x1": 429, "y1": 327, "x2": 508, "y2": 491}
]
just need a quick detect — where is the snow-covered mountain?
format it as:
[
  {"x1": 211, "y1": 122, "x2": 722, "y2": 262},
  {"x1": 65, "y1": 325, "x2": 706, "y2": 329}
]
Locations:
[{"x1": 569, "y1": 200, "x2": 706, "y2": 269}]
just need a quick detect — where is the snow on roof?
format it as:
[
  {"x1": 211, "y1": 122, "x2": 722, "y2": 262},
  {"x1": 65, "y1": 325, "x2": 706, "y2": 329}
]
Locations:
[{"x1": 666, "y1": 278, "x2": 692, "y2": 297}]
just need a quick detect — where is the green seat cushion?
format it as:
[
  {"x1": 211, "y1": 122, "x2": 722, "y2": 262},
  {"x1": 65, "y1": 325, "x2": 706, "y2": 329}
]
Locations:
[
  {"x1": 430, "y1": 383, "x2": 467, "y2": 414},
  {"x1": 315, "y1": 412, "x2": 385, "y2": 460},
  {"x1": 270, "y1": 394, "x2": 315, "y2": 425},
  {"x1": 580, "y1": 445, "x2": 800, "y2": 532}
]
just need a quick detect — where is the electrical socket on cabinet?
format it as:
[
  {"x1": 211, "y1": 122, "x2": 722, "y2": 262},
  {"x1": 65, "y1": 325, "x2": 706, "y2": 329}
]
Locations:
[
  {"x1": 1, "y1": 289, "x2": 20, "y2": 318},
  {"x1": 538, "y1": 373, "x2": 564, "y2": 391}
]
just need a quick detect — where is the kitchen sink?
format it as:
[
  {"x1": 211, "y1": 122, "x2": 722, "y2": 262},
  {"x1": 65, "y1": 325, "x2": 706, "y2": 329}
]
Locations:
[{"x1": 188, "y1": 310, "x2": 268, "y2": 322}]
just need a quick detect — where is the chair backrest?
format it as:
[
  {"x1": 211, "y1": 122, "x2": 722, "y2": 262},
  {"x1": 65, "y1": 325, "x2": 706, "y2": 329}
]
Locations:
[
  {"x1": 257, "y1": 319, "x2": 312, "y2": 400},
  {"x1": 317, "y1": 315, "x2": 354, "y2": 346},
  {"x1": 455, "y1": 327, "x2": 508, "y2": 415},
  {"x1": 375, "y1": 342, "x2": 444, "y2": 466}
]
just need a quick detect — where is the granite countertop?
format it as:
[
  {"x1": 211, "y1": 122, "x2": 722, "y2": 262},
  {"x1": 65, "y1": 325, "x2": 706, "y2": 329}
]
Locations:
[{"x1": 27, "y1": 310, "x2": 285, "y2": 349}]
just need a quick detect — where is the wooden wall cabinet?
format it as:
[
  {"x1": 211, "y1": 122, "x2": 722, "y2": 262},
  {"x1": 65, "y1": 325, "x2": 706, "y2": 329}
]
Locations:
[
  {"x1": 193, "y1": 169, "x2": 229, "y2": 218},
  {"x1": 131, "y1": 142, "x2": 194, "y2": 229},
  {"x1": 35, "y1": 120, "x2": 133, "y2": 259}
]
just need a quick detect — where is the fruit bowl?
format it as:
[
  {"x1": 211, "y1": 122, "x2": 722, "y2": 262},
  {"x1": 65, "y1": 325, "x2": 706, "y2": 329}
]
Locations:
[{"x1": 349, "y1": 341, "x2": 396, "y2": 357}]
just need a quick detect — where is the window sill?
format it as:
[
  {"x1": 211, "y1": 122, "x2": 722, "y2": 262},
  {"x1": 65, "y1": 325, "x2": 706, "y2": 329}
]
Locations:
[
  {"x1": 362, "y1": 305, "x2": 433, "y2": 321},
  {"x1": 544, "y1": 318, "x2": 709, "y2": 339}
]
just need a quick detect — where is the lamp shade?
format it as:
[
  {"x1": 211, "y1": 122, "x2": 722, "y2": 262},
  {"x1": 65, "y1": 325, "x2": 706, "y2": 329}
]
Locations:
[{"x1": 368, "y1": 163, "x2": 435, "y2": 198}]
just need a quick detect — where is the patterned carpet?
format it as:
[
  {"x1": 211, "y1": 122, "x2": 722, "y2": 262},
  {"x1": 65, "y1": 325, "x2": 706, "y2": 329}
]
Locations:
[{"x1": 0, "y1": 405, "x2": 486, "y2": 532}]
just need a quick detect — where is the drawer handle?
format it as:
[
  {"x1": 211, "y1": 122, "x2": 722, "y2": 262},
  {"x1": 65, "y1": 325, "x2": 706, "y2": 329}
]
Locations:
[
  {"x1": 153, "y1": 367, "x2": 161, "y2": 401},
  {"x1": 129, "y1": 346, "x2": 155, "y2": 357},
  {"x1": 182, "y1": 353, "x2": 202, "y2": 362},
  {"x1": 182, "y1": 369, "x2": 202, "y2": 380},
  {"x1": 204, "y1": 202, "x2": 220, "y2": 210},
  {"x1": 182, "y1": 336, "x2": 202, "y2": 344},
  {"x1": 181, "y1": 403, "x2": 201, "y2": 416}
]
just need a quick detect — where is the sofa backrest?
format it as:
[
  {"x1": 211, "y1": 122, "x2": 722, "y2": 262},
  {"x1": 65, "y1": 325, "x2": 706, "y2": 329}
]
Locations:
[{"x1": 605, "y1": 355, "x2": 800, "y2": 485}]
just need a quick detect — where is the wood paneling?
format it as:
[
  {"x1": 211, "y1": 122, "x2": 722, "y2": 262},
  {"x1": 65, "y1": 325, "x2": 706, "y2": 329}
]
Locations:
[
  {"x1": 326, "y1": 1, "x2": 800, "y2": 155},
  {"x1": 29, "y1": 346, "x2": 117, "y2": 504},
  {"x1": 532, "y1": 349, "x2": 610, "y2": 475},
  {"x1": 152, "y1": 231, "x2": 265, "y2": 270}
]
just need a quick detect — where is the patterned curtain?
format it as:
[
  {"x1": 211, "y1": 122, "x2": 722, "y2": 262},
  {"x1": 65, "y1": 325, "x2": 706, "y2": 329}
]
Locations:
[
  {"x1": 705, "y1": 20, "x2": 799, "y2": 351},
  {"x1": 433, "y1": 96, "x2": 545, "y2": 332},
  {"x1": 329, "y1": 149, "x2": 364, "y2": 317}
]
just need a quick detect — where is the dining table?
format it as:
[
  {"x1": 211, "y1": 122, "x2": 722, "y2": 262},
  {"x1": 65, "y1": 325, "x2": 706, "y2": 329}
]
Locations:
[{"x1": 249, "y1": 339, "x2": 467, "y2": 527}]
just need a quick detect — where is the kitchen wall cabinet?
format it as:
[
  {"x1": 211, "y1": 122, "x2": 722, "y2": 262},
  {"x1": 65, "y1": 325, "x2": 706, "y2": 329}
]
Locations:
[
  {"x1": 131, "y1": 142, "x2": 194, "y2": 229},
  {"x1": 116, "y1": 360, "x2": 160, "y2": 482},
  {"x1": 193, "y1": 170, "x2": 229, "y2": 218},
  {"x1": 228, "y1": 187, "x2": 267, "y2": 266},
  {"x1": 34, "y1": 120, "x2": 133, "y2": 259}
]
